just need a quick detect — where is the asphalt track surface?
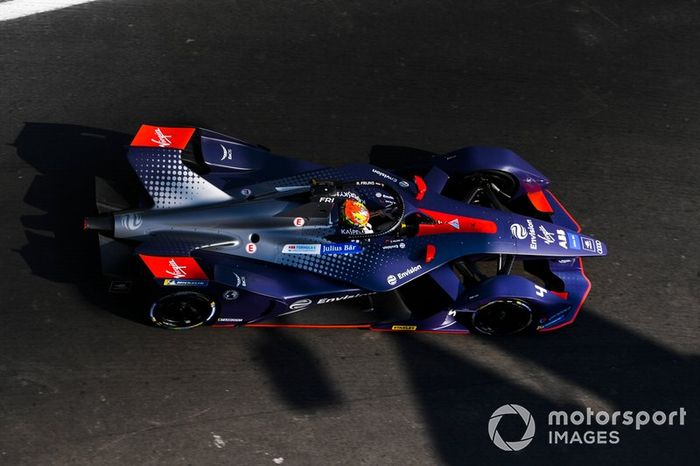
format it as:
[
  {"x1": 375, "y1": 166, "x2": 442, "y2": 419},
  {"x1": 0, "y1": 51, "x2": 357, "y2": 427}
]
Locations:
[{"x1": 1, "y1": 1, "x2": 699, "y2": 465}]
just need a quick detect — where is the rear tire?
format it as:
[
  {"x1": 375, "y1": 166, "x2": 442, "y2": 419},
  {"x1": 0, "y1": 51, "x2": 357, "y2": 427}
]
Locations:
[{"x1": 150, "y1": 292, "x2": 216, "y2": 330}]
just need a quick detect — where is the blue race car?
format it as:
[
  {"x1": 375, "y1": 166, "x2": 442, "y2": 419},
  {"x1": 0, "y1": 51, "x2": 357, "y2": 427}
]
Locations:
[{"x1": 84, "y1": 125, "x2": 606, "y2": 335}]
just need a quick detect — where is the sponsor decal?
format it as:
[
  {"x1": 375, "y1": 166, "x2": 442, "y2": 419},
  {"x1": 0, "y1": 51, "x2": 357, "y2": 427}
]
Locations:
[
  {"x1": 557, "y1": 229, "x2": 568, "y2": 249},
  {"x1": 398, "y1": 180, "x2": 410, "y2": 188},
  {"x1": 595, "y1": 240, "x2": 603, "y2": 255},
  {"x1": 240, "y1": 188, "x2": 252, "y2": 197},
  {"x1": 282, "y1": 244, "x2": 321, "y2": 254},
  {"x1": 510, "y1": 223, "x2": 527, "y2": 240},
  {"x1": 526, "y1": 219, "x2": 538, "y2": 250},
  {"x1": 335, "y1": 191, "x2": 361, "y2": 201},
  {"x1": 357, "y1": 180, "x2": 382, "y2": 186},
  {"x1": 489, "y1": 404, "x2": 536, "y2": 451},
  {"x1": 340, "y1": 228, "x2": 365, "y2": 236},
  {"x1": 321, "y1": 243, "x2": 362, "y2": 255},
  {"x1": 317, "y1": 292, "x2": 372, "y2": 304},
  {"x1": 220, "y1": 144, "x2": 233, "y2": 160},
  {"x1": 534, "y1": 284, "x2": 548, "y2": 297},
  {"x1": 319, "y1": 196, "x2": 334, "y2": 203},
  {"x1": 166, "y1": 259, "x2": 188, "y2": 278},
  {"x1": 140, "y1": 255, "x2": 208, "y2": 279},
  {"x1": 398, "y1": 264, "x2": 422, "y2": 279},
  {"x1": 581, "y1": 236, "x2": 596, "y2": 252},
  {"x1": 218, "y1": 317, "x2": 243, "y2": 322},
  {"x1": 232, "y1": 272, "x2": 247, "y2": 288},
  {"x1": 289, "y1": 299, "x2": 312, "y2": 311},
  {"x1": 391, "y1": 325, "x2": 417, "y2": 331},
  {"x1": 388, "y1": 265, "x2": 423, "y2": 285},
  {"x1": 293, "y1": 217, "x2": 306, "y2": 227},
  {"x1": 371, "y1": 168, "x2": 398, "y2": 183},
  {"x1": 222, "y1": 289, "x2": 240, "y2": 301},
  {"x1": 382, "y1": 241, "x2": 406, "y2": 250},
  {"x1": 537, "y1": 225, "x2": 556, "y2": 245},
  {"x1": 121, "y1": 213, "x2": 143, "y2": 231},
  {"x1": 151, "y1": 127, "x2": 172, "y2": 147},
  {"x1": 448, "y1": 218, "x2": 460, "y2": 229},
  {"x1": 245, "y1": 243, "x2": 257, "y2": 254},
  {"x1": 567, "y1": 232, "x2": 581, "y2": 250},
  {"x1": 163, "y1": 279, "x2": 208, "y2": 287}
]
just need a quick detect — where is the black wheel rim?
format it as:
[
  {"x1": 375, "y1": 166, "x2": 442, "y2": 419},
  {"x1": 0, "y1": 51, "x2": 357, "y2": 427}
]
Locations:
[
  {"x1": 472, "y1": 299, "x2": 533, "y2": 336},
  {"x1": 152, "y1": 293, "x2": 213, "y2": 329}
]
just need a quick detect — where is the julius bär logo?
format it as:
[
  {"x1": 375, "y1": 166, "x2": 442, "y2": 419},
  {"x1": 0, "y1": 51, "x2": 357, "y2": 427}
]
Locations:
[{"x1": 488, "y1": 404, "x2": 536, "y2": 451}]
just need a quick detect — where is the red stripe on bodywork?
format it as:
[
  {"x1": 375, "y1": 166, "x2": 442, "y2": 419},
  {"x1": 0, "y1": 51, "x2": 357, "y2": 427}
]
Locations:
[
  {"x1": 414, "y1": 175, "x2": 427, "y2": 200},
  {"x1": 139, "y1": 255, "x2": 208, "y2": 279},
  {"x1": 417, "y1": 208, "x2": 497, "y2": 236},
  {"x1": 244, "y1": 323, "x2": 371, "y2": 329},
  {"x1": 131, "y1": 125, "x2": 196, "y2": 150},
  {"x1": 424, "y1": 244, "x2": 436, "y2": 263},
  {"x1": 527, "y1": 189, "x2": 554, "y2": 213}
]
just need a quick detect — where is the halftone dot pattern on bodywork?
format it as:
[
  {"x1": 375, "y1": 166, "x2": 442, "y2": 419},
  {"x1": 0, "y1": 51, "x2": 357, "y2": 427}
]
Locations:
[{"x1": 128, "y1": 147, "x2": 230, "y2": 208}]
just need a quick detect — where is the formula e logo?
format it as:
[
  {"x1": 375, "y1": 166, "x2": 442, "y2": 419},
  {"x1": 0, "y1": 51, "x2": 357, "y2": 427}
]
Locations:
[
  {"x1": 220, "y1": 144, "x2": 233, "y2": 160},
  {"x1": 510, "y1": 223, "x2": 527, "y2": 240},
  {"x1": 556, "y1": 229, "x2": 568, "y2": 249},
  {"x1": 488, "y1": 404, "x2": 536, "y2": 451},
  {"x1": 581, "y1": 236, "x2": 596, "y2": 252},
  {"x1": 387, "y1": 275, "x2": 397, "y2": 285},
  {"x1": 289, "y1": 299, "x2": 312, "y2": 311},
  {"x1": 151, "y1": 127, "x2": 172, "y2": 147},
  {"x1": 121, "y1": 213, "x2": 143, "y2": 231},
  {"x1": 165, "y1": 259, "x2": 187, "y2": 278}
]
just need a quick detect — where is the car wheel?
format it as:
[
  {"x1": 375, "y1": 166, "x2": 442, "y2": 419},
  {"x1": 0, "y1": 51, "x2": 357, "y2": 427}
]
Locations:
[
  {"x1": 150, "y1": 292, "x2": 216, "y2": 330},
  {"x1": 472, "y1": 299, "x2": 533, "y2": 336}
]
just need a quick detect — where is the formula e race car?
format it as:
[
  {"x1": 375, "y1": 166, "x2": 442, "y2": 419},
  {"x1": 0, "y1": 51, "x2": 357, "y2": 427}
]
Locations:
[{"x1": 84, "y1": 125, "x2": 607, "y2": 335}]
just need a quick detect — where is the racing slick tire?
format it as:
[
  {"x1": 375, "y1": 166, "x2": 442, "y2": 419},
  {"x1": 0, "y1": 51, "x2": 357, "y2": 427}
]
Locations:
[
  {"x1": 150, "y1": 292, "x2": 216, "y2": 330},
  {"x1": 471, "y1": 299, "x2": 534, "y2": 336}
]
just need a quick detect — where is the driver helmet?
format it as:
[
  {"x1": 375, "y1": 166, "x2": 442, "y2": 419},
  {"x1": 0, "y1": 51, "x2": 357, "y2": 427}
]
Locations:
[{"x1": 341, "y1": 199, "x2": 370, "y2": 228}]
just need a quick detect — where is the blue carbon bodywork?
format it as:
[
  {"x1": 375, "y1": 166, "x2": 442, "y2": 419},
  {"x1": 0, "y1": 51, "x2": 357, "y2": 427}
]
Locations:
[{"x1": 95, "y1": 125, "x2": 607, "y2": 334}]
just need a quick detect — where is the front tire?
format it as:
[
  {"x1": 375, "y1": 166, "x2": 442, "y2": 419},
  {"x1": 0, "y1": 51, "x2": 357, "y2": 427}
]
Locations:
[
  {"x1": 471, "y1": 299, "x2": 533, "y2": 336},
  {"x1": 150, "y1": 292, "x2": 216, "y2": 330}
]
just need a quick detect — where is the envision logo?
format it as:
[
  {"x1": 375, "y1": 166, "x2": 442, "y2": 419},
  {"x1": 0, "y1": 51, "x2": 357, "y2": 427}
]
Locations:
[{"x1": 488, "y1": 404, "x2": 536, "y2": 451}]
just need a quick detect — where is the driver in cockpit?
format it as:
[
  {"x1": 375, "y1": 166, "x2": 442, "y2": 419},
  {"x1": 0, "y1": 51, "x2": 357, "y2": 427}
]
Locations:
[{"x1": 340, "y1": 198, "x2": 374, "y2": 234}]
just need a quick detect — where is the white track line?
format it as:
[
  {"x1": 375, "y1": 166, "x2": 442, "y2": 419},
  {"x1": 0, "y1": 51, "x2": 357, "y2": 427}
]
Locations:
[{"x1": 0, "y1": 0, "x2": 100, "y2": 22}]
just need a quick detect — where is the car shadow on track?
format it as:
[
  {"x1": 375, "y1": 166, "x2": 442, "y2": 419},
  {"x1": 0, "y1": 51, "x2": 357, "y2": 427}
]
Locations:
[
  {"x1": 391, "y1": 309, "x2": 698, "y2": 465},
  {"x1": 13, "y1": 122, "x2": 146, "y2": 323},
  {"x1": 253, "y1": 329, "x2": 344, "y2": 410}
]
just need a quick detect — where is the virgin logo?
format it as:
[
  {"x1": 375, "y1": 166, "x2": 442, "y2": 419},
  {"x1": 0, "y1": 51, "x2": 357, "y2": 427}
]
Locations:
[{"x1": 165, "y1": 259, "x2": 187, "y2": 278}]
